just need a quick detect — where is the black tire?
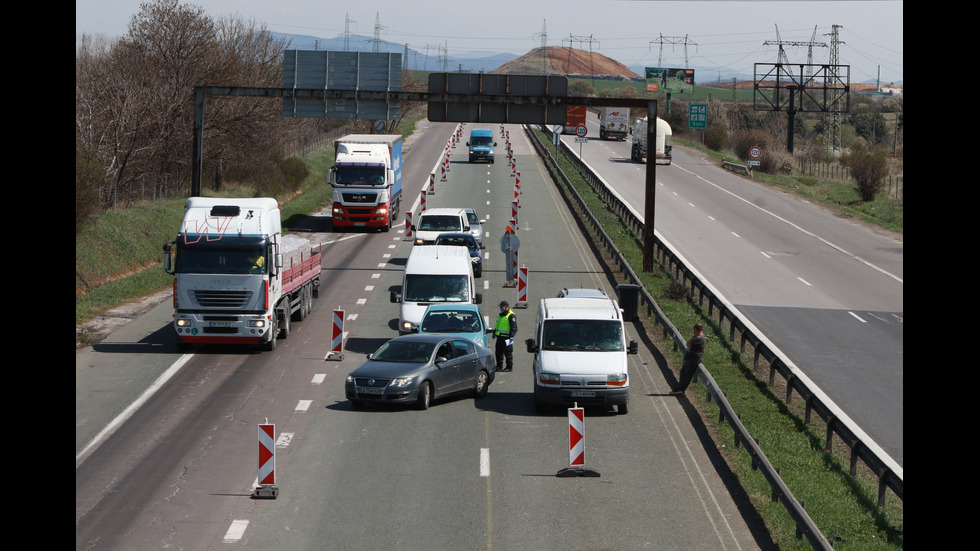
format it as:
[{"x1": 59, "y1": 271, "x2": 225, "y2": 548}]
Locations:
[
  {"x1": 279, "y1": 305, "x2": 290, "y2": 339},
  {"x1": 416, "y1": 381, "x2": 432, "y2": 410},
  {"x1": 474, "y1": 370, "x2": 490, "y2": 398},
  {"x1": 294, "y1": 287, "x2": 307, "y2": 321},
  {"x1": 263, "y1": 315, "x2": 278, "y2": 351}
]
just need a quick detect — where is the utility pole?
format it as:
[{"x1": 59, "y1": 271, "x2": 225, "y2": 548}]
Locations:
[{"x1": 827, "y1": 24, "x2": 845, "y2": 154}]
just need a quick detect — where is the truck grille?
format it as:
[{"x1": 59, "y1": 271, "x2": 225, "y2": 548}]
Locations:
[
  {"x1": 193, "y1": 290, "x2": 251, "y2": 308},
  {"x1": 342, "y1": 192, "x2": 378, "y2": 203}
]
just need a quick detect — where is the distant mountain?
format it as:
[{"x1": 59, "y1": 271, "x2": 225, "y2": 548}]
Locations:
[
  {"x1": 270, "y1": 33, "x2": 896, "y2": 87},
  {"x1": 270, "y1": 32, "x2": 518, "y2": 74}
]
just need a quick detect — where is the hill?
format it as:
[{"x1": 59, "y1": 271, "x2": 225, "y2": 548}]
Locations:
[{"x1": 492, "y1": 47, "x2": 640, "y2": 79}]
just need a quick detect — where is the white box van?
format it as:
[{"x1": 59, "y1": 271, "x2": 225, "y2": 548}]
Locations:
[
  {"x1": 412, "y1": 207, "x2": 470, "y2": 245},
  {"x1": 390, "y1": 245, "x2": 483, "y2": 333},
  {"x1": 525, "y1": 293, "x2": 638, "y2": 414}
]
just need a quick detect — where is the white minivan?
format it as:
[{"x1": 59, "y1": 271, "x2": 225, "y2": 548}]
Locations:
[
  {"x1": 412, "y1": 207, "x2": 470, "y2": 245},
  {"x1": 524, "y1": 292, "x2": 638, "y2": 414},
  {"x1": 390, "y1": 245, "x2": 482, "y2": 333}
]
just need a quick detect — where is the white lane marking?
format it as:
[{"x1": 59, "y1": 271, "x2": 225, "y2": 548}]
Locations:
[
  {"x1": 848, "y1": 311, "x2": 867, "y2": 323},
  {"x1": 223, "y1": 520, "x2": 249, "y2": 542},
  {"x1": 480, "y1": 448, "x2": 490, "y2": 477},
  {"x1": 312, "y1": 373, "x2": 326, "y2": 384},
  {"x1": 296, "y1": 400, "x2": 312, "y2": 412}
]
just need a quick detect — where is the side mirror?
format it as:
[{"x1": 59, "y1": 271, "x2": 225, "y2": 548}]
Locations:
[
  {"x1": 525, "y1": 338, "x2": 538, "y2": 353},
  {"x1": 474, "y1": 292, "x2": 482, "y2": 305},
  {"x1": 628, "y1": 340, "x2": 638, "y2": 354},
  {"x1": 162, "y1": 242, "x2": 174, "y2": 274},
  {"x1": 390, "y1": 289, "x2": 401, "y2": 303}
]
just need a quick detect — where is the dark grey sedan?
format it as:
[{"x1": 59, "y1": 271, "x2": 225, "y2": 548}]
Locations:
[{"x1": 345, "y1": 334, "x2": 496, "y2": 409}]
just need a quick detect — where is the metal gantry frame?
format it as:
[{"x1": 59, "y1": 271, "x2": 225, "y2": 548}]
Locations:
[{"x1": 191, "y1": 84, "x2": 660, "y2": 271}]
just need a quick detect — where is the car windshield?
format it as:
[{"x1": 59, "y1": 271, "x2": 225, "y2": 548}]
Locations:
[
  {"x1": 404, "y1": 274, "x2": 470, "y2": 302},
  {"x1": 421, "y1": 311, "x2": 482, "y2": 333},
  {"x1": 541, "y1": 320, "x2": 624, "y2": 351},
  {"x1": 418, "y1": 215, "x2": 461, "y2": 232},
  {"x1": 466, "y1": 211, "x2": 480, "y2": 225},
  {"x1": 435, "y1": 236, "x2": 476, "y2": 250},
  {"x1": 372, "y1": 340, "x2": 435, "y2": 362}
]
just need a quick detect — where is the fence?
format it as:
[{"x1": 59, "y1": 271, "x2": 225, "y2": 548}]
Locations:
[{"x1": 526, "y1": 125, "x2": 902, "y2": 550}]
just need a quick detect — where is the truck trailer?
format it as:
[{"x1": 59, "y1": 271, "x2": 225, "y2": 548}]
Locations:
[
  {"x1": 562, "y1": 105, "x2": 587, "y2": 134},
  {"x1": 598, "y1": 107, "x2": 630, "y2": 141},
  {"x1": 163, "y1": 197, "x2": 321, "y2": 351},
  {"x1": 329, "y1": 134, "x2": 403, "y2": 231},
  {"x1": 630, "y1": 117, "x2": 673, "y2": 165}
]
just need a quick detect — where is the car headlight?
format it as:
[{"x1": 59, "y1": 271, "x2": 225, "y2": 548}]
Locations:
[
  {"x1": 538, "y1": 373, "x2": 560, "y2": 385},
  {"x1": 607, "y1": 373, "x2": 628, "y2": 386},
  {"x1": 390, "y1": 377, "x2": 414, "y2": 387},
  {"x1": 346, "y1": 375, "x2": 355, "y2": 384},
  {"x1": 401, "y1": 321, "x2": 415, "y2": 332}
]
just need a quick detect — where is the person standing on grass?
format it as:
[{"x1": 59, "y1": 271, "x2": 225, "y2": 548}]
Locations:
[{"x1": 671, "y1": 323, "x2": 705, "y2": 395}]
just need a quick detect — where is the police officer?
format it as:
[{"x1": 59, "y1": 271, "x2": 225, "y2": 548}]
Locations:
[{"x1": 490, "y1": 300, "x2": 517, "y2": 371}]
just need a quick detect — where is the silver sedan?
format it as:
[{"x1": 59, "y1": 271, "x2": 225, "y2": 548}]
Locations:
[{"x1": 345, "y1": 334, "x2": 496, "y2": 409}]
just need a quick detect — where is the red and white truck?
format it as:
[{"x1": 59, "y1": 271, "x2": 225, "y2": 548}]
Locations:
[
  {"x1": 163, "y1": 197, "x2": 320, "y2": 351},
  {"x1": 562, "y1": 105, "x2": 587, "y2": 134},
  {"x1": 329, "y1": 134, "x2": 403, "y2": 232}
]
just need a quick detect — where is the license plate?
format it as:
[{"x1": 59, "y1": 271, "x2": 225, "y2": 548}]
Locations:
[
  {"x1": 209, "y1": 321, "x2": 234, "y2": 327},
  {"x1": 354, "y1": 222, "x2": 366, "y2": 226},
  {"x1": 570, "y1": 390, "x2": 596, "y2": 398},
  {"x1": 358, "y1": 387, "x2": 382, "y2": 395}
]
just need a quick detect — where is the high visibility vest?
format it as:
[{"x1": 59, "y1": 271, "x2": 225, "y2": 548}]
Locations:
[{"x1": 494, "y1": 312, "x2": 514, "y2": 337}]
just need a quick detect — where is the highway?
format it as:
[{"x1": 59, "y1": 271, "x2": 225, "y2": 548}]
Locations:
[
  {"x1": 76, "y1": 122, "x2": 771, "y2": 550},
  {"x1": 566, "y1": 114, "x2": 903, "y2": 468}
]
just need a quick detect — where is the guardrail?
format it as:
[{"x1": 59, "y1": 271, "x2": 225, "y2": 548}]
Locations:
[{"x1": 525, "y1": 125, "x2": 902, "y2": 550}]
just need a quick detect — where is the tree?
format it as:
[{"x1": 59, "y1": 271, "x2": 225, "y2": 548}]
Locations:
[{"x1": 845, "y1": 140, "x2": 889, "y2": 201}]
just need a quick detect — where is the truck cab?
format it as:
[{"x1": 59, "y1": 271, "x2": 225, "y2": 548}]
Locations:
[{"x1": 466, "y1": 128, "x2": 496, "y2": 163}]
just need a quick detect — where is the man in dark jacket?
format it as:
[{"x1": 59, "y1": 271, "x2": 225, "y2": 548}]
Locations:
[
  {"x1": 671, "y1": 323, "x2": 705, "y2": 395},
  {"x1": 491, "y1": 301, "x2": 517, "y2": 371}
]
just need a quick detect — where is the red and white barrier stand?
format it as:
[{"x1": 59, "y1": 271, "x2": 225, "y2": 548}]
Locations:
[
  {"x1": 516, "y1": 265, "x2": 528, "y2": 309},
  {"x1": 404, "y1": 211, "x2": 413, "y2": 241},
  {"x1": 557, "y1": 404, "x2": 600, "y2": 477},
  {"x1": 323, "y1": 308, "x2": 345, "y2": 361},
  {"x1": 428, "y1": 172, "x2": 436, "y2": 195},
  {"x1": 420, "y1": 188, "x2": 427, "y2": 213},
  {"x1": 511, "y1": 201, "x2": 519, "y2": 229},
  {"x1": 253, "y1": 421, "x2": 280, "y2": 497}
]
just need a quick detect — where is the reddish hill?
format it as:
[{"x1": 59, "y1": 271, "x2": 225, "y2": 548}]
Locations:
[{"x1": 492, "y1": 47, "x2": 641, "y2": 79}]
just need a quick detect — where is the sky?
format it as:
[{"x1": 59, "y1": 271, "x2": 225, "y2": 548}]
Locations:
[{"x1": 76, "y1": 0, "x2": 903, "y2": 84}]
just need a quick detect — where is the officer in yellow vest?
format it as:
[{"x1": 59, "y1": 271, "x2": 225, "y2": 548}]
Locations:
[{"x1": 490, "y1": 300, "x2": 517, "y2": 371}]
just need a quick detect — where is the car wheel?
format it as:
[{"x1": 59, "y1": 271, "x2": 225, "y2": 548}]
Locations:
[
  {"x1": 416, "y1": 381, "x2": 432, "y2": 410},
  {"x1": 474, "y1": 370, "x2": 489, "y2": 397}
]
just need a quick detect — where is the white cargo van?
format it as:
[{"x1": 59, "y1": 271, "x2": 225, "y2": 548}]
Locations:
[
  {"x1": 390, "y1": 245, "x2": 482, "y2": 333},
  {"x1": 412, "y1": 207, "x2": 469, "y2": 245},
  {"x1": 525, "y1": 292, "x2": 638, "y2": 414}
]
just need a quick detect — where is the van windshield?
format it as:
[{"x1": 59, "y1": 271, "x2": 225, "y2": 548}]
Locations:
[
  {"x1": 470, "y1": 136, "x2": 493, "y2": 146},
  {"x1": 418, "y1": 215, "x2": 462, "y2": 232},
  {"x1": 541, "y1": 320, "x2": 623, "y2": 351},
  {"x1": 405, "y1": 274, "x2": 470, "y2": 302}
]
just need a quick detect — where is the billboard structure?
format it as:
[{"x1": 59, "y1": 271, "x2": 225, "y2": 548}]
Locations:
[{"x1": 644, "y1": 67, "x2": 695, "y2": 94}]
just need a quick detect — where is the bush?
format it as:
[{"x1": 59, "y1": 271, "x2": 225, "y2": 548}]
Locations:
[{"x1": 703, "y1": 124, "x2": 729, "y2": 152}]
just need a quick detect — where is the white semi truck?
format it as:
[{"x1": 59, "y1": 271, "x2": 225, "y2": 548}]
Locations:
[
  {"x1": 329, "y1": 134, "x2": 403, "y2": 232},
  {"x1": 163, "y1": 197, "x2": 321, "y2": 351},
  {"x1": 630, "y1": 117, "x2": 673, "y2": 165},
  {"x1": 598, "y1": 107, "x2": 630, "y2": 141}
]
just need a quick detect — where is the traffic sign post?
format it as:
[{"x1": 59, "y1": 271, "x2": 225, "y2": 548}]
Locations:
[
  {"x1": 689, "y1": 103, "x2": 707, "y2": 130},
  {"x1": 748, "y1": 145, "x2": 762, "y2": 167},
  {"x1": 500, "y1": 227, "x2": 520, "y2": 288}
]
